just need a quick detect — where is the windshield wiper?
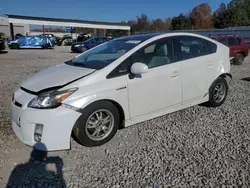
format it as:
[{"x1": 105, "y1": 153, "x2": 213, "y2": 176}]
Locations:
[
  {"x1": 66, "y1": 61, "x2": 86, "y2": 67},
  {"x1": 72, "y1": 62, "x2": 86, "y2": 67}
]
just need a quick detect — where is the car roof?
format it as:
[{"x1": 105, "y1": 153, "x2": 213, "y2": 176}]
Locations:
[
  {"x1": 114, "y1": 32, "x2": 220, "y2": 43},
  {"x1": 114, "y1": 32, "x2": 162, "y2": 42}
]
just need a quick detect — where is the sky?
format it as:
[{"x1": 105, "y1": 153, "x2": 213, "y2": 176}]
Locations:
[{"x1": 1, "y1": 0, "x2": 231, "y2": 23}]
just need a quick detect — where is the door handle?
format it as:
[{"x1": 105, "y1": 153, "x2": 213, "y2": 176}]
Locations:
[{"x1": 171, "y1": 71, "x2": 180, "y2": 78}]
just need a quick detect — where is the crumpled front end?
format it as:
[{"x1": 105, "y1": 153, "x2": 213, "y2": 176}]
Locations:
[{"x1": 11, "y1": 88, "x2": 82, "y2": 151}]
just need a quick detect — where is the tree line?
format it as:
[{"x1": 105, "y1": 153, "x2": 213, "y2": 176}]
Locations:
[{"x1": 123, "y1": 0, "x2": 250, "y2": 33}]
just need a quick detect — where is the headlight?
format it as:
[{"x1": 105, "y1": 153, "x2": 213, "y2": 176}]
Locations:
[
  {"x1": 74, "y1": 44, "x2": 81, "y2": 47},
  {"x1": 28, "y1": 88, "x2": 78, "y2": 109}
]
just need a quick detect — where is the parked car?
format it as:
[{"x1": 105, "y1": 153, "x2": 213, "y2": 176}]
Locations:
[
  {"x1": 39, "y1": 33, "x2": 57, "y2": 45},
  {"x1": 212, "y1": 34, "x2": 249, "y2": 65},
  {"x1": 11, "y1": 32, "x2": 231, "y2": 151},
  {"x1": 76, "y1": 33, "x2": 91, "y2": 42},
  {"x1": 8, "y1": 36, "x2": 55, "y2": 49},
  {"x1": 57, "y1": 35, "x2": 74, "y2": 46},
  {"x1": 15, "y1": 33, "x2": 24, "y2": 40},
  {"x1": 246, "y1": 38, "x2": 250, "y2": 49},
  {"x1": 71, "y1": 36, "x2": 108, "y2": 53},
  {"x1": 0, "y1": 36, "x2": 6, "y2": 51}
]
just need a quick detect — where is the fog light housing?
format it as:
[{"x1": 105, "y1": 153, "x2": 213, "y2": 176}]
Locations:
[{"x1": 34, "y1": 124, "x2": 43, "y2": 142}]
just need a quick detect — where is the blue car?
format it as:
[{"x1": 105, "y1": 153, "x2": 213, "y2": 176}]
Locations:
[
  {"x1": 71, "y1": 36, "x2": 109, "y2": 53},
  {"x1": 8, "y1": 36, "x2": 55, "y2": 49}
]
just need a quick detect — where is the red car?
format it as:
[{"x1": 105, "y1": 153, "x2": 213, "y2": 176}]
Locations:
[{"x1": 212, "y1": 35, "x2": 249, "y2": 65}]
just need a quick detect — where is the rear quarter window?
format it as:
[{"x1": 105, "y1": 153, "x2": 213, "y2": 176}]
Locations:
[
  {"x1": 206, "y1": 40, "x2": 217, "y2": 54},
  {"x1": 218, "y1": 38, "x2": 229, "y2": 46}
]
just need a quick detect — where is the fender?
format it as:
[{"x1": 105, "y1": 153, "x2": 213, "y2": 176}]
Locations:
[
  {"x1": 62, "y1": 89, "x2": 130, "y2": 121},
  {"x1": 219, "y1": 73, "x2": 233, "y2": 84}
]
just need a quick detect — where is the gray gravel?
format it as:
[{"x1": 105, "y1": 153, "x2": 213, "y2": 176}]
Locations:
[{"x1": 1, "y1": 47, "x2": 250, "y2": 187}]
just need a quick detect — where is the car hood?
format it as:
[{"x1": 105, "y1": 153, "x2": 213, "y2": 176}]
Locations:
[{"x1": 20, "y1": 63, "x2": 95, "y2": 93}]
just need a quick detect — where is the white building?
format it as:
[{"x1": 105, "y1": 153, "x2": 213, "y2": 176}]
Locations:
[{"x1": 0, "y1": 14, "x2": 131, "y2": 39}]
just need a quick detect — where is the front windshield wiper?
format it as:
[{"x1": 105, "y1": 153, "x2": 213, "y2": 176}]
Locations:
[{"x1": 66, "y1": 61, "x2": 86, "y2": 67}]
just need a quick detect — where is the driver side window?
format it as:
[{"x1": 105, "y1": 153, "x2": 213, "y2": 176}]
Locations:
[
  {"x1": 107, "y1": 37, "x2": 176, "y2": 79},
  {"x1": 130, "y1": 38, "x2": 175, "y2": 69}
]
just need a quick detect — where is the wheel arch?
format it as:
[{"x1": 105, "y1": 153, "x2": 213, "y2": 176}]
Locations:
[
  {"x1": 239, "y1": 51, "x2": 246, "y2": 57},
  {"x1": 218, "y1": 73, "x2": 232, "y2": 84},
  {"x1": 75, "y1": 99, "x2": 126, "y2": 129},
  {"x1": 104, "y1": 99, "x2": 125, "y2": 128}
]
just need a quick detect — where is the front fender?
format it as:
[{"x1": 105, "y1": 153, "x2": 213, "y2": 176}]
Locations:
[{"x1": 63, "y1": 88, "x2": 130, "y2": 120}]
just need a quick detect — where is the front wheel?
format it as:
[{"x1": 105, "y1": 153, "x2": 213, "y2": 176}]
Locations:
[
  {"x1": 80, "y1": 47, "x2": 88, "y2": 53},
  {"x1": 208, "y1": 77, "x2": 228, "y2": 107},
  {"x1": 73, "y1": 101, "x2": 120, "y2": 147}
]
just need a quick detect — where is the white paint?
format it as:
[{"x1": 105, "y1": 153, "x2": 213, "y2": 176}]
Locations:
[
  {"x1": 130, "y1": 63, "x2": 148, "y2": 75},
  {"x1": 11, "y1": 32, "x2": 231, "y2": 151}
]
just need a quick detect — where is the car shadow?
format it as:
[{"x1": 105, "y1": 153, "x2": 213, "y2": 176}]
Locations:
[
  {"x1": 241, "y1": 77, "x2": 250, "y2": 82},
  {"x1": 0, "y1": 51, "x2": 8, "y2": 54},
  {"x1": 6, "y1": 143, "x2": 66, "y2": 188}
]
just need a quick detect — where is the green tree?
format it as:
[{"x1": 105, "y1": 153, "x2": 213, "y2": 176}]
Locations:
[
  {"x1": 170, "y1": 14, "x2": 192, "y2": 30},
  {"x1": 214, "y1": 0, "x2": 250, "y2": 28},
  {"x1": 136, "y1": 13, "x2": 151, "y2": 32},
  {"x1": 150, "y1": 18, "x2": 165, "y2": 31}
]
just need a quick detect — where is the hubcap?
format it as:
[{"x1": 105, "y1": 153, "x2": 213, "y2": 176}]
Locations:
[
  {"x1": 238, "y1": 57, "x2": 243, "y2": 64},
  {"x1": 213, "y1": 82, "x2": 226, "y2": 103},
  {"x1": 85, "y1": 109, "x2": 114, "y2": 141}
]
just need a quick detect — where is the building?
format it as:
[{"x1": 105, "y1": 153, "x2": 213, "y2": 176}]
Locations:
[{"x1": 0, "y1": 14, "x2": 131, "y2": 39}]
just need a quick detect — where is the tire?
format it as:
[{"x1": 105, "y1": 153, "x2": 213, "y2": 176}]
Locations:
[
  {"x1": 80, "y1": 47, "x2": 88, "y2": 53},
  {"x1": 11, "y1": 43, "x2": 19, "y2": 49},
  {"x1": 208, "y1": 77, "x2": 228, "y2": 107},
  {"x1": 234, "y1": 53, "x2": 244, "y2": 65},
  {"x1": 73, "y1": 101, "x2": 120, "y2": 147},
  {"x1": 42, "y1": 45, "x2": 48, "y2": 49}
]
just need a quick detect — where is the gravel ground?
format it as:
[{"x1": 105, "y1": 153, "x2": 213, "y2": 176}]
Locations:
[{"x1": 1, "y1": 47, "x2": 250, "y2": 187}]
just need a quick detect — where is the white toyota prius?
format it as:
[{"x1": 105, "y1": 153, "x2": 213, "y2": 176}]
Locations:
[{"x1": 11, "y1": 32, "x2": 232, "y2": 151}]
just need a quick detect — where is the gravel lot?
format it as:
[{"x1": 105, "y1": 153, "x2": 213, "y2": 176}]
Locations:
[{"x1": 1, "y1": 47, "x2": 250, "y2": 187}]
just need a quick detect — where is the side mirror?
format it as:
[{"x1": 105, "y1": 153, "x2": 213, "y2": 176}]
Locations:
[{"x1": 131, "y1": 63, "x2": 148, "y2": 75}]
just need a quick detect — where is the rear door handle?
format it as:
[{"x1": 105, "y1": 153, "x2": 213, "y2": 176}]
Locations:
[
  {"x1": 207, "y1": 61, "x2": 214, "y2": 67},
  {"x1": 171, "y1": 71, "x2": 180, "y2": 78}
]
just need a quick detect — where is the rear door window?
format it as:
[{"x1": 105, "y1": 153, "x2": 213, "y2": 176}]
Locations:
[
  {"x1": 218, "y1": 38, "x2": 229, "y2": 46},
  {"x1": 228, "y1": 37, "x2": 237, "y2": 46}
]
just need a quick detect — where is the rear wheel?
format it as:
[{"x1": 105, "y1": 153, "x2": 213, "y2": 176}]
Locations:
[
  {"x1": 73, "y1": 101, "x2": 120, "y2": 147},
  {"x1": 208, "y1": 77, "x2": 228, "y2": 107},
  {"x1": 234, "y1": 53, "x2": 244, "y2": 65}
]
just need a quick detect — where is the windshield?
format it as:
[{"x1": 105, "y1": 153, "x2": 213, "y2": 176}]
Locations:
[
  {"x1": 66, "y1": 39, "x2": 142, "y2": 70},
  {"x1": 82, "y1": 38, "x2": 93, "y2": 43}
]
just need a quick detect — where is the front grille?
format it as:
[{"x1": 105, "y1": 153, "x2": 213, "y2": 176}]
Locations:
[{"x1": 14, "y1": 101, "x2": 22, "y2": 108}]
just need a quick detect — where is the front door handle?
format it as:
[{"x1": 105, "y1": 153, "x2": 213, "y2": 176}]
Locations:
[{"x1": 171, "y1": 71, "x2": 180, "y2": 78}]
